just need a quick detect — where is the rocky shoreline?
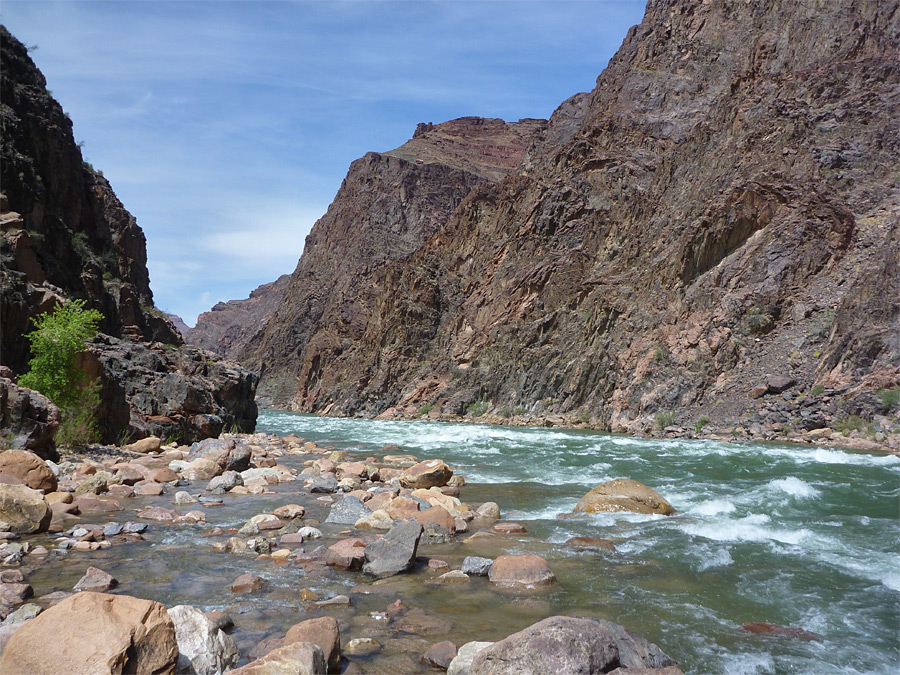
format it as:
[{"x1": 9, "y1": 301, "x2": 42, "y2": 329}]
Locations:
[{"x1": 0, "y1": 431, "x2": 704, "y2": 674}]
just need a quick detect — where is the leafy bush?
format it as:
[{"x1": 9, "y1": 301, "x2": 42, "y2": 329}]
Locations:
[
  {"x1": 418, "y1": 403, "x2": 433, "y2": 416},
  {"x1": 467, "y1": 399, "x2": 490, "y2": 417},
  {"x1": 877, "y1": 388, "x2": 899, "y2": 411},
  {"x1": 694, "y1": 416, "x2": 710, "y2": 433},
  {"x1": 811, "y1": 384, "x2": 825, "y2": 397},
  {"x1": 655, "y1": 412, "x2": 676, "y2": 430},
  {"x1": 19, "y1": 299, "x2": 103, "y2": 446}
]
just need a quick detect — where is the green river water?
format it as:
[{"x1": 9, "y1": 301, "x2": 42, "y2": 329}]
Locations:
[{"x1": 24, "y1": 410, "x2": 900, "y2": 674}]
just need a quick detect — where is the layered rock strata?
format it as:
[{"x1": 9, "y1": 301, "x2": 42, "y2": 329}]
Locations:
[{"x1": 237, "y1": 0, "x2": 898, "y2": 437}]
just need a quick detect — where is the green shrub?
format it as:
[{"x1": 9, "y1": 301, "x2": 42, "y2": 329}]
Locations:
[
  {"x1": 467, "y1": 399, "x2": 490, "y2": 417},
  {"x1": 655, "y1": 412, "x2": 676, "y2": 430},
  {"x1": 811, "y1": 384, "x2": 825, "y2": 397},
  {"x1": 877, "y1": 388, "x2": 900, "y2": 411},
  {"x1": 833, "y1": 415, "x2": 874, "y2": 436},
  {"x1": 694, "y1": 416, "x2": 710, "y2": 433},
  {"x1": 418, "y1": 403, "x2": 433, "y2": 416},
  {"x1": 19, "y1": 299, "x2": 103, "y2": 446}
]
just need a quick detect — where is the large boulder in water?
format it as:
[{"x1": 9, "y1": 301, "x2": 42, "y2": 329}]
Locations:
[
  {"x1": 0, "y1": 378, "x2": 60, "y2": 461},
  {"x1": 488, "y1": 554, "x2": 556, "y2": 589},
  {"x1": 188, "y1": 437, "x2": 251, "y2": 475},
  {"x1": 285, "y1": 616, "x2": 341, "y2": 673},
  {"x1": 230, "y1": 641, "x2": 326, "y2": 674},
  {"x1": 0, "y1": 449, "x2": 57, "y2": 493},
  {"x1": 573, "y1": 478, "x2": 676, "y2": 516},
  {"x1": 363, "y1": 520, "x2": 423, "y2": 578},
  {"x1": 168, "y1": 604, "x2": 240, "y2": 675},
  {"x1": 400, "y1": 459, "x2": 453, "y2": 489},
  {"x1": 0, "y1": 483, "x2": 51, "y2": 533},
  {"x1": 469, "y1": 616, "x2": 680, "y2": 674},
  {"x1": 0, "y1": 591, "x2": 178, "y2": 674}
]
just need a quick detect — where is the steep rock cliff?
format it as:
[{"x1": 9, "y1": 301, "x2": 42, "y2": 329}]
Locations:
[
  {"x1": 245, "y1": 0, "x2": 898, "y2": 436},
  {"x1": 0, "y1": 27, "x2": 258, "y2": 444},
  {"x1": 239, "y1": 116, "x2": 547, "y2": 405},
  {"x1": 186, "y1": 274, "x2": 290, "y2": 359}
]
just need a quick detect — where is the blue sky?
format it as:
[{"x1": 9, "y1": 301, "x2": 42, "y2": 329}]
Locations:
[{"x1": 2, "y1": 0, "x2": 646, "y2": 326}]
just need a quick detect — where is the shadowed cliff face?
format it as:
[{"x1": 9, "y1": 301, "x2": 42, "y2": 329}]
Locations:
[
  {"x1": 0, "y1": 27, "x2": 258, "y2": 443},
  {"x1": 241, "y1": 0, "x2": 898, "y2": 431}
]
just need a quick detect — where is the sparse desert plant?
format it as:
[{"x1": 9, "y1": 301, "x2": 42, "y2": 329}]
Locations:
[
  {"x1": 467, "y1": 398, "x2": 490, "y2": 417},
  {"x1": 655, "y1": 412, "x2": 676, "y2": 430},
  {"x1": 694, "y1": 416, "x2": 711, "y2": 433},
  {"x1": 418, "y1": 403, "x2": 434, "y2": 416},
  {"x1": 877, "y1": 388, "x2": 900, "y2": 411},
  {"x1": 811, "y1": 384, "x2": 825, "y2": 397}
]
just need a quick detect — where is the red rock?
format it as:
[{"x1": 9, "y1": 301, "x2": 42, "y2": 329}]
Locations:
[
  {"x1": 565, "y1": 536, "x2": 616, "y2": 551},
  {"x1": 427, "y1": 559, "x2": 450, "y2": 573},
  {"x1": 73, "y1": 566, "x2": 118, "y2": 592},
  {"x1": 324, "y1": 538, "x2": 367, "y2": 570},
  {"x1": 0, "y1": 592, "x2": 177, "y2": 674},
  {"x1": 492, "y1": 522, "x2": 528, "y2": 534},
  {"x1": 423, "y1": 640, "x2": 457, "y2": 669},
  {"x1": 151, "y1": 467, "x2": 179, "y2": 483},
  {"x1": 400, "y1": 459, "x2": 453, "y2": 489},
  {"x1": 387, "y1": 496, "x2": 420, "y2": 519},
  {"x1": 0, "y1": 582, "x2": 32, "y2": 606},
  {"x1": 414, "y1": 505, "x2": 456, "y2": 534},
  {"x1": 285, "y1": 616, "x2": 341, "y2": 673},
  {"x1": 137, "y1": 506, "x2": 179, "y2": 521},
  {"x1": 573, "y1": 479, "x2": 676, "y2": 516},
  {"x1": 488, "y1": 554, "x2": 556, "y2": 589},
  {"x1": 229, "y1": 640, "x2": 326, "y2": 675},
  {"x1": 74, "y1": 496, "x2": 123, "y2": 513},
  {"x1": 231, "y1": 573, "x2": 264, "y2": 594},
  {"x1": 0, "y1": 450, "x2": 57, "y2": 493},
  {"x1": 742, "y1": 622, "x2": 823, "y2": 641}
]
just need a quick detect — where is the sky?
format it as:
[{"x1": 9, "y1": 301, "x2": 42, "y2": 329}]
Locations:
[{"x1": 2, "y1": 0, "x2": 647, "y2": 326}]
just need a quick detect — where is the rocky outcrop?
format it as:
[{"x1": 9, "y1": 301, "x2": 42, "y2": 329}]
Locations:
[
  {"x1": 0, "y1": 449, "x2": 57, "y2": 493},
  {"x1": 0, "y1": 379, "x2": 59, "y2": 460},
  {"x1": 186, "y1": 274, "x2": 290, "y2": 362},
  {"x1": 0, "y1": 28, "x2": 258, "y2": 446},
  {"x1": 230, "y1": 1, "x2": 898, "y2": 440},
  {"x1": 78, "y1": 335, "x2": 258, "y2": 445},
  {"x1": 237, "y1": 117, "x2": 547, "y2": 407}
]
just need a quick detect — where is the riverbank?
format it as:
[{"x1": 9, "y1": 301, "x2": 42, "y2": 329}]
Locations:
[{"x1": 1, "y1": 415, "x2": 898, "y2": 673}]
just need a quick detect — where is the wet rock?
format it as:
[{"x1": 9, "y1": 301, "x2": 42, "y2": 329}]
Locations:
[
  {"x1": 565, "y1": 537, "x2": 616, "y2": 552},
  {"x1": 308, "y1": 475, "x2": 339, "y2": 493},
  {"x1": 415, "y1": 504, "x2": 456, "y2": 534},
  {"x1": 427, "y1": 559, "x2": 450, "y2": 573},
  {"x1": 421, "y1": 522, "x2": 454, "y2": 544},
  {"x1": 168, "y1": 604, "x2": 240, "y2": 675},
  {"x1": 387, "y1": 496, "x2": 421, "y2": 519},
  {"x1": 273, "y1": 504, "x2": 305, "y2": 519},
  {"x1": 400, "y1": 459, "x2": 453, "y2": 489},
  {"x1": 73, "y1": 566, "x2": 117, "y2": 593},
  {"x1": 174, "y1": 490, "x2": 198, "y2": 505},
  {"x1": 573, "y1": 479, "x2": 675, "y2": 516},
  {"x1": 285, "y1": 616, "x2": 341, "y2": 673},
  {"x1": 488, "y1": 554, "x2": 556, "y2": 589},
  {"x1": 207, "y1": 470, "x2": 243, "y2": 494},
  {"x1": 741, "y1": 622, "x2": 823, "y2": 642},
  {"x1": 188, "y1": 438, "x2": 251, "y2": 475},
  {"x1": 355, "y1": 509, "x2": 393, "y2": 530},
  {"x1": 461, "y1": 556, "x2": 493, "y2": 576},
  {"x1": 591, "y1": 619, "x2": 680, "y2": 669},
  {"x1": 137, "y1": 505, "x2": 179, "y2": 522},
  {"x1": 423, "y1": 640, "x2": 458, "y2": 669},
  {"x1": 448, "y1": 641, "x2": 494, "y2": 675},
  {"x1": 151, "y1": 467, "x2": 178, "y2": 483},
  {"x1": 0, "y1": 450, "x2": 57, "y2": 493},
  {"x1": 203, "y1": 609, "x2": 233, "y2": 632},
  {"x1": 0, "y1": 484, "x2": 51, "y2": 533},
  {"x1": 0, "y1": 592, "x2": 177, "y2": 674},
  {"x1": 126, "y1": 436, "x2": 161, "y2": 454},
  {"x1": 475, "y1": 502, "x2": 500, "y2": 519},
  {"x1": 0, "y1": 380, "x2": 60, "y2": 461},
  {"x1": 299, "y1": 526, "x2": 323, "y2": 539},
  {"x1": 0, "y1": 602, "x2": 40, "y2": 625},
  {"x1": 470, "y1": 616, "x2": 620, "y2": 674},
  {"x1": 345, "y1": 637, "x2": 381, "y2": 657},
  {"x1": 433, "y1": 570, "x2": 470, "y2": 585},
  {"x1": 325, "y1": 538, "x2": 367, "y2": 570},
  {"x1": 230, "y1": 640, "x2": 326, "y2": 674},
  {"x1": 492, "y1": 522, "x2": 527, "y2": 534},
  {"x1": 0, "y1": 582, "x2": 32, "y2": 606},
  {"x1": 136, "y1": 482, "x2": 165, "y2": 496},
  {"x1": 314, "y1": 595, "x2": 350, "y2": 608},
  {"x1": 363, "y1": 520, "x2": 422, "y2": 578},
  {"x1": 231, "y1": 573, "x2": 264, "y2": 594},
  {"x1": 324, "y1": 496, "x2": 370, "y2": 525}
]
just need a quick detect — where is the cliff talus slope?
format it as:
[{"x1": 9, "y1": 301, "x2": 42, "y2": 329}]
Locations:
[{"x1": 242, "y1": 0, "x2": 898, "y2": 441}]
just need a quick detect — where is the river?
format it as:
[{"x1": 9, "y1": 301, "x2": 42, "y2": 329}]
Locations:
[{"x1": 257, "y1": 411, "x2": 900, "y2": 674}]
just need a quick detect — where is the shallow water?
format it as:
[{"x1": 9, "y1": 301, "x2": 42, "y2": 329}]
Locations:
[{"x1": 21, "y1": 412, "x2": 900, "y2": 674}]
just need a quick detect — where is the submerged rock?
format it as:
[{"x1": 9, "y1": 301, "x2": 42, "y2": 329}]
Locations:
[
  {"x1": 488, "y1": 554, "x2": 555, "y2": 589},
  {"x1": 573, "y1": 479, "x2": 676, "y2": 516}
]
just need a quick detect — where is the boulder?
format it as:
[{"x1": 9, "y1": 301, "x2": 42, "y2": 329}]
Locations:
[
  {"x1": 308, "y1": 475, "x2": 339, "y2": 493},
  {"x1": 0, "y1": 484, "x2": 51, "y2": 533},
  {"x1": 324, "y1": 496, "x2": 370, "y2": 525},
  {"x1": 470, "y1": 616, "x2": 619, "y2": 674},
  {"x1": 126, "y1": 436, "x2": 161, "y2": 454},
  {"x1": 188, "y1": 438, "x2": 251, "y2": 474},
  {"x1": 0, "y1": 450, "x2": 57, "y2": 493},
  {"x1": 206, "y1": 470, "x2": 243, "y2": 494},
  {"x1": 168, "y1": 604, "x2": 240, "y2": 675},
  {"x1": 461, "y1": 556, "x2": 493, "y2": 576},
  {"x1": 230, "y1": 641, "x2": 326, "y2": 674},
  {"x1": 0, "y1": 582, "x2": 32, "y2": 606},
  {"x1": 0, "y1": 592, "x2": 177, "y2": 674},
  {"x1": 0, "y1": 379, "x2": 60, "y2": 461},
  {"x1": 231, "y1": 573, "x2": 263, "y2": 594},
  {"x1": 285, "y1": 616, "x2": 341, "y2": 673},
  {"x1": 573, "y1": 479, "x2": 676, "y2": 516},
  {"x1": 475, "y1": 502, "x2": 500, "y2": 519},
  {"x1": 324, "y1": 538, "x2": 367, "y2": 570},
  {"x1": 344, "y1": 637, "x2": 380, "y2": 656},
  {"x1": 741, "y1": 622, "x2": 823, "y2": 642},
  {"x1": 73, "y1": 566, "x2": 118, "y2": 593},
  {"x1": 400, "y1": 459, "x2": 453, "y2": 489},
  {"x1": 363, "y1": 520, "x2": 423, "y2": 577},
  {"x1": 355, "y1": 509, "x2": 394, "y2": 530},
  {"x1": 273, "y1": 504, "x2": 305, "y2": 519},
  {"x1": 488, "y1": 554, "x2": 556, "y2": 589},
  {"x1": 415, "y1": 504, "x2": 456, "y2": 534},
  {"x1": 423, "y1": 640, "x2": 458, "y2": 669},
  {"x1": 448, "y1": 641, "x2": 494, "y2": 675}
]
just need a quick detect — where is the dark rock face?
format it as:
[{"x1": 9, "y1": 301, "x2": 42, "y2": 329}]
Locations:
[
  {"x1": 236, "y1": 0, "x2": 899, "y2": 432},
  {"x1": 0, "y1": 27, "x2": 259, "y2": 445},
  {"x1": 80, "y1": 335, "x2": 258, "y2": 445},
  {"x1": 0, "y1": 378, "x2": 60, "y2": 460},
  {"x1": 186, "y1": 274, "x2": 290, "y2": 363}
]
